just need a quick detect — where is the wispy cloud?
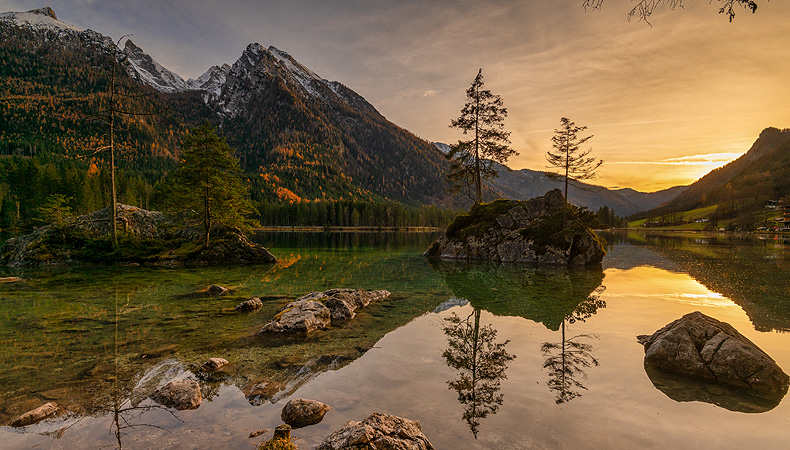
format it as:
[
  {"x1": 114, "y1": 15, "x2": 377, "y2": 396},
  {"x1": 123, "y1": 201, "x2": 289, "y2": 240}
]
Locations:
[
  {"x1": 609, "y1": 152, "x2": 743, "y2": 166},
  {"x1": 423, "y1": 89, "x2": 438, "y2": 97}
]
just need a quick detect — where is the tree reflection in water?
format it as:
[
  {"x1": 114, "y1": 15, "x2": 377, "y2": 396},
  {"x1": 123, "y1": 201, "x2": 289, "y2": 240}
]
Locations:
[
  {"x1": 541, "y1": 285, "x2": 606, "y2": 404},
  {"x1": 442, "y1": 308, "x2": 515, "y2": 438}
]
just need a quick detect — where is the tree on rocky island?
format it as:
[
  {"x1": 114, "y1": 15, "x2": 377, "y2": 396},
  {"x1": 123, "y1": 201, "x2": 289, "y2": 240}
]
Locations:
[
  {"x1": 582, "y1": 0, "x2": 759, "y2": 23},
  {"x1": 546, "y1": 117, "x2": 603, "y2": 225},
  {"x1": 448, "y1": 69, "x2": 515, "y2": 204},
  {"x1": 164, "y1": 122, "x2": 255, "y2": 247}
]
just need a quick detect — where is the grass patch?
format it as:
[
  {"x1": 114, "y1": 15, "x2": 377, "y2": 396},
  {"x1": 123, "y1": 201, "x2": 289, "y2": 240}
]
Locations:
[{"x1": 445, "y1": 199, "x2": 520, "y2": 240}]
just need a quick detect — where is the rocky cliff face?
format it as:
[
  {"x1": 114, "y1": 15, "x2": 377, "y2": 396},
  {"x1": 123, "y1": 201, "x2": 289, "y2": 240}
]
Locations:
[{"x1": 425, "y1": 190, "x2": 605, "y2": 266}]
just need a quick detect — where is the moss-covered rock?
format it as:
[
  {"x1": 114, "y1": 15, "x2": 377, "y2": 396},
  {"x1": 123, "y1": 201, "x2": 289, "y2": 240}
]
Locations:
[{"x1": 425, "y1": 189, "x2": 605, "y2": 266}]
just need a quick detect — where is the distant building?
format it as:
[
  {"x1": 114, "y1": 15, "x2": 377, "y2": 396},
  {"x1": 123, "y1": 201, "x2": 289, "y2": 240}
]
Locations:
[
  {"x1": 773, "y1": 203, "x2": 790, "y2": 226},
  {"x1": 694, "y1": 218, "x2": 710, "y2": 223}
]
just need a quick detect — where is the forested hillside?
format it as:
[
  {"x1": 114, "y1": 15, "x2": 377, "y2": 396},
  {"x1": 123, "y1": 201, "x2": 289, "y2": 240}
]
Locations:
[{"x1": 633, "y1": 127, "x2": 790, "y2": 225}]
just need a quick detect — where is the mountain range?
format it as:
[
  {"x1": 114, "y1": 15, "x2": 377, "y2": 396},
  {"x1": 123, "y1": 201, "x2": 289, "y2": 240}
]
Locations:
[{"x1": 3, "y1": 6, "x2": 744, "y2": 218}]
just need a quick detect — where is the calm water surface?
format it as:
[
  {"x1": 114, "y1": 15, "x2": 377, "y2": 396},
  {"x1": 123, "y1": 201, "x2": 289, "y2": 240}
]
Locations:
[{"x1": 1, "y1": 231, "x2": 789, "y2": 449}]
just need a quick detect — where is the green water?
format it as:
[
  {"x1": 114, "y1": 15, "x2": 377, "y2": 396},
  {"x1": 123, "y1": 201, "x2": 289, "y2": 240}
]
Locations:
[{"x1": 0, "y1": 230, "x2": 789, "y2": 449}]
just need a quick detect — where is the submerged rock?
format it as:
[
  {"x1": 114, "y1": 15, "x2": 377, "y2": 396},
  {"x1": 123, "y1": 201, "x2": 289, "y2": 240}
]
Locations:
[
  {"x1": 9, "y1": 402, "x2": 61, "y2": 427},
  {"x1": 424, "y1": 189, "x2": 604, "y2": 266},
  {"x1": 638, "y1": 311, "x2": 789, "y2": 401},
  {"x1": 200, "y1": 357, "x2": 229, "y2": 372},
  {"x1": 281, "y1": 398, "x2": 331, "y2": 428},
  {"x1": 151, "y1": 379, "x2": 203, "y2": 410},
  {"x1": 320, "y1": 289, "x2": 391, "y2": 320},
  {"x1": 235, "y1": 297, "x2": 263, "y2": 311},
  {"x1": 258, "y1": 299, "x2": 332, "y2": 333},
  {"x1": 317, "y1": 412, "x2": 435, "y2": 450}
]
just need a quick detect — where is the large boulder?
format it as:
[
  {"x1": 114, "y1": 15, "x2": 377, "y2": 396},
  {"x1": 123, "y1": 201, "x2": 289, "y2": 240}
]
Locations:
[
  {"x1": 317, "y1": 413, "x2": 435, "y2": 450},
  {"x1": 258, "y1": 289, "x2": 390, "y2": 333},
  {"x1": 9, "y1": 402, "x2": 61, "y2": 427},
  {"x1": 637, "y1": 311, "x2": 789, "y2": 400},
  {"x1": 151, "y1": 379, "x2": 203, "y2": 410},
  {"x1": 258, "y1": 299, "x2": 332, "y2": 333},
  {"x1": 308, "y1": 289, "x2": 391, "y2": 320},
  {"x1": 424, "y1": 190, "x2": 604, "y2": 266},
  {"x1": 281, "y1": 398, "x2": 331, "y2": 428}
]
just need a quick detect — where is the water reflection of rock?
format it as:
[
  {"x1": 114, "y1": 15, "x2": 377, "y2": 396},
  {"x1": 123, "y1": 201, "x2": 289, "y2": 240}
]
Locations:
[
  {"x1": 442, "y1": 309, "x2": 515, "y2": 438},
  {"x1": 644, "y1": 366, "x2": 783, "y2": 413},
  {"x1": 430, "y1": 260, "x2": 605, "y2": 331}
]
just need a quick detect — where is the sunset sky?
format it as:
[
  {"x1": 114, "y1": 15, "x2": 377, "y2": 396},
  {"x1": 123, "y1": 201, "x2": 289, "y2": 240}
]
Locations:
[{"x1": 3, "y1": 0, "x2": 790, "y2": 192}]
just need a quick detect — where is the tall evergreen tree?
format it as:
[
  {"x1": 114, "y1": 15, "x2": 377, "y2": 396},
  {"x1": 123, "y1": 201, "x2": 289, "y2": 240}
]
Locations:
[
  {"x1": 448, "y1": 69, "x2": 515, "y2": 204},
  {"x1": 546, "y1": 117, "x2": 603, "y2": 224},
  {"x1": 166, "y1": 122, "x2": 255, "y2": 247}
]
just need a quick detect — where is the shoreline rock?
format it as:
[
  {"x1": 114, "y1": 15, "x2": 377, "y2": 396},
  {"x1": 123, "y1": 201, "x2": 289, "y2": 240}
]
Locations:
[
  {"x1": 9, "y1": 402, "x2": 61, "y2": 427},
  {"x1": 424, "y1": 189, "x2": 605, "y2": 266},
  {"x1": 317, "y1": 412, "x2": 435, "y2": 450},
  {"x1": 638, "y1": 311, "x2": 789, "y2": 401},
  {"x1": 258, "y1": 289, "x2": 391, "y2": 334}
]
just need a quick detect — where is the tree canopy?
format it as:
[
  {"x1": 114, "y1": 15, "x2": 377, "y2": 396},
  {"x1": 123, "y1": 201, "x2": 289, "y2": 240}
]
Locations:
[
  {"x1": 447, "y1": 69, "x2": 515, "y2": 204},
  {"x1": 164, "y1": 122, "x2": 255, "y2": 246},
  {"x1": 546, "y1": 117, "x2": 603, "y2": 223},
  {"x1": 582, "y1": 0, "x2": 759, "y2": 23}
]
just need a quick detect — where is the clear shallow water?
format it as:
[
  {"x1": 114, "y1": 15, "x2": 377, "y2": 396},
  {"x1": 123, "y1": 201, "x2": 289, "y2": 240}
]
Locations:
[{"x1": 1, "y1": 230, "x2": 789, "y2": 449}]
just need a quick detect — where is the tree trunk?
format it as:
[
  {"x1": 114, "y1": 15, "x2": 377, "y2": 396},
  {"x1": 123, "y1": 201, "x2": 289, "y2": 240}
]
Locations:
[
  {"x1": 474, "y1": 83, "x2": 482, "y2": 204},
  {"x1": 203, "y1": 185, "x2": 210, "y2": 248},
  {"x1": 109, "y1": 66, "x2": 118, "y2": 249}
]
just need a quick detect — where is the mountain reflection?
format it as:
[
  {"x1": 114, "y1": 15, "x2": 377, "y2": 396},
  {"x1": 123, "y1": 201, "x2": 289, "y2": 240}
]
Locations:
[{"x1": 442, "y1": 308, "x2": 515, "y2": 438}]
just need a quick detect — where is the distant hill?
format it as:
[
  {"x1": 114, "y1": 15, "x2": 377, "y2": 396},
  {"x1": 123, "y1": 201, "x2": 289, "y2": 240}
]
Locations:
[
  {"x1": 637, "y1": 127, "x2": 790, "y2": 219},
  {"x1": 433, "y1": 143, "x2": 686, "y2": 216}
]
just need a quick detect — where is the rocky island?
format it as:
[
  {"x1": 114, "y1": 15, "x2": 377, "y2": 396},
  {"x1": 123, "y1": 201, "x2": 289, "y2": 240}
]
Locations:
[
  {"x1": 0, "y1": 204, "x2": 277, "y2": 267},
  {"x1": 425, "y1": 189, "x2": 605, "y2": 266}
]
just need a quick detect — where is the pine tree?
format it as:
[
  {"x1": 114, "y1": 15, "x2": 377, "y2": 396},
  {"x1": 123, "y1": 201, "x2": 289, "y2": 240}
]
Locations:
[
  {"x1": 448, "y1": 69, "x2": 515, "y2": 204},
  {"x1": 165, "y1": 123, "x2": 255, "y2": 247},
  {"x1": 546, "y1": 117, "x2": 603, "y2": 225}
]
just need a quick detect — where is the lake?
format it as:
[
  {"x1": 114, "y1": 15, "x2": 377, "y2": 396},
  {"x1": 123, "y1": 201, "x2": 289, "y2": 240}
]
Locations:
[{"x1": 1, "y1": 230, "x2": 789, "y2": 449}]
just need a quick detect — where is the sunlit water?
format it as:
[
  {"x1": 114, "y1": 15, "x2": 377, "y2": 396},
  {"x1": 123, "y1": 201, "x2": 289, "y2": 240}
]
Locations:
[{"x1": 1, "y1": 231, "x2": 789, "y2": 449}]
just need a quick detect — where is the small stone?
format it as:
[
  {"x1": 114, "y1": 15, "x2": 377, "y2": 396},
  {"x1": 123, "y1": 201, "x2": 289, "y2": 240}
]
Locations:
[
  {"x1": 235, "y1": 297, "x2": 263, "y2": 311},
  {"x1": 151, "y1": 379, "x2": 203, "y2": 410},
  {"x1": 281, "y1": 398, "x2": 331, "y2": 428},
  {"x1": 207, "y1": 284, "x2": 228, "y2": 295},
  {"x1": 10, "y1": 402, "x2": 61, "y2": 427},
  {"x1": 249, "y1": 429, "x2": 269, "y2": 438},
  {"x1": 200, "y1": 357, "x2": 229, "y2": 372}
]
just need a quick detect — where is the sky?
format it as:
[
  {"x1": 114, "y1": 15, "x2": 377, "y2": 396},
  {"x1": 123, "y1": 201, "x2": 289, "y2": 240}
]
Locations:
[{"x1": 3, "y1": 0, "x2": 790, "y2": 192}]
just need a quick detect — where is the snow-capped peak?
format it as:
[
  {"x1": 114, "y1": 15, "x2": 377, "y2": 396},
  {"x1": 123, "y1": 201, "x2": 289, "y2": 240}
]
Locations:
[
  {"x1": 268, "y1": 46, "x2": 321, "y2": 82},
  {"x1": 0, "y1": 7, "x2": 81, "y2": 33},
  {"x1": 187, "y1": 64, "x2": 231, "y2": 95},
  {"x1": 123, "y1": 39, "x2": 189, "y2": 93}
]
